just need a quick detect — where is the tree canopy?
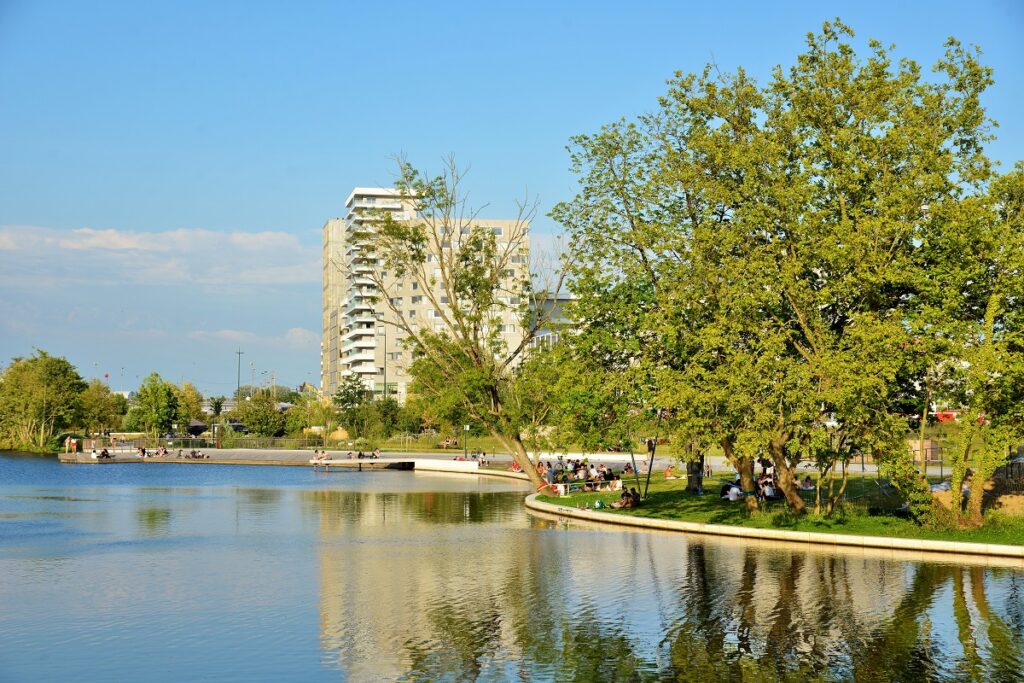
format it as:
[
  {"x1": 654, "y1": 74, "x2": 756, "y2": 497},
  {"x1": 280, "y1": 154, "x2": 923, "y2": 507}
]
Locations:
[
  {"x1": 553, "y1": 20, "x2": 1021, "y2": 522},
  {"x1": 0, "y1": 350, "x2": 86, "y2": 450}
]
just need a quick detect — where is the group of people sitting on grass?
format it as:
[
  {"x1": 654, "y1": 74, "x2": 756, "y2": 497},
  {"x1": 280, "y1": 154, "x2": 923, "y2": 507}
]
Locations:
[
  {"x1": 541, "y1": 459, "x2": 621, "y2": 486},
  {"x1": 720, "y1": 469, "x2": 817, "y2": 502}
]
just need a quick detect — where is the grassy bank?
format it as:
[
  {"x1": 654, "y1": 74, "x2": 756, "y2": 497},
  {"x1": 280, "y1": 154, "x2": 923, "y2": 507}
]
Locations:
[{"x1": 537, "y1": 472, "x2": 1024, "y2": 546}]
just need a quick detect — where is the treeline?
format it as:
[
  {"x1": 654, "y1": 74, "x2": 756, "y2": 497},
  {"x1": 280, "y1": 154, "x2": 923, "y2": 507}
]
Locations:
[{"x1": 0, "y1": 351, "x2": 473, "y2": 452}]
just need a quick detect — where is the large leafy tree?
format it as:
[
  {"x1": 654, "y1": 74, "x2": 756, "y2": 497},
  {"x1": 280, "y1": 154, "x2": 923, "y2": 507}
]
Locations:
[
  {"x1": 556, "y1": 21, "x2": 1004, "y2": 516},
  {"x1": 0, "y1": 350, "x2": 86, "y2": 450}
]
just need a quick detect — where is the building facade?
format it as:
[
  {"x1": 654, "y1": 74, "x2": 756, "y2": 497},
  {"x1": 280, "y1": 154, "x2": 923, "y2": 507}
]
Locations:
[{"x1": 320, "y1": 187, "x2": 528, "y2": 402}]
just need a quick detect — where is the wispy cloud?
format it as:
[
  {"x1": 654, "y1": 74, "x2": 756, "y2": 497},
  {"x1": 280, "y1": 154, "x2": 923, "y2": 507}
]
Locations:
[
  {"x1": 0, "y1": 224, "x2": 320, "y2": 288},
  {"x1": 189, "y1": 327, "x2": 319, "y2": 351}
]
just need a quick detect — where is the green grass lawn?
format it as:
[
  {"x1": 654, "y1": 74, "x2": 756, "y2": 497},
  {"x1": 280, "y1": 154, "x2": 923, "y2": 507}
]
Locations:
[{"x1": 536, "y1": 472, "x2": 1024, "y2": 546}]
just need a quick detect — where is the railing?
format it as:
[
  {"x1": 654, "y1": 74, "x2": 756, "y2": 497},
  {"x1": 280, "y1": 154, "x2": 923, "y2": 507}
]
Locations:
[{"x1": 85, "y1": 436, "x2": 325, "y2": 453}]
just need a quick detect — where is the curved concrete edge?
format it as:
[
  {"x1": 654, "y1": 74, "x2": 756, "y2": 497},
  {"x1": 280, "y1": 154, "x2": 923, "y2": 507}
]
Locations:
[
  {"x1": 473, "y1": 469, "x2": 531, "y2": 482},
  {"x1": 524, "y1": 494, "x2": 1024, "y2": 560}
]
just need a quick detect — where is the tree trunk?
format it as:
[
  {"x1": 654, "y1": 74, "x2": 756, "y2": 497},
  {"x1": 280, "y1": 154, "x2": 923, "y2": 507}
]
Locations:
[
  {"x1": 496, "y1": 431, "x2": 545, "y2": 490},
  {"x1": 722, "y1": 438, "x2": 759, "y2": 513},
  {"x1": 685, "y1": 454, "x2": 704, "y2": 493},
  {"x1": 769, "y1": 437, "x2": 805, "y2": 515},
  {"x1": 950, "y1": 421, "x2": 976, "y2": 527},
  {"x1": 919, "y1": 381, "x2": 930, "y2": 469}
]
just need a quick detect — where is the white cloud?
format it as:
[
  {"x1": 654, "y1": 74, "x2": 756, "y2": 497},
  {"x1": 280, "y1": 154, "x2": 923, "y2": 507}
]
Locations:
[
  {"x1": 0, "y1": 224, "x2": 319, "y2": 288},
  {"x1": 189, "y1": 327, "x2": 319, "y2": 351}
]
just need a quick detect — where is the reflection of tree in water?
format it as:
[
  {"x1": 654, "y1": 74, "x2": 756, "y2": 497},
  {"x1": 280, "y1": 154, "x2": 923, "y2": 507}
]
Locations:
[
  {"x1": 415, "y1": 526, "x2": 655, "y2": 682},
  {"x1": 301, "y1": 490, "x2": 524, "y2": 527},
  {"x1": 308, "y1": 492, "x2": 1024, "y2": 680},
  {"x1": 401, "y1": 599, "x2": 504, "y2": 682},
  {"x1": 654, "y1": 545, "x2": 1024, "y2": 682},
  {"x1": 135, "y1": 506, "x2": 171, "y2": 534},
  {"x1": 849, "y1": 563, "x2": 1023, "y2": 682},
  {"x1": 236, "y1": 488, "x2": 282, "y2": 506}
]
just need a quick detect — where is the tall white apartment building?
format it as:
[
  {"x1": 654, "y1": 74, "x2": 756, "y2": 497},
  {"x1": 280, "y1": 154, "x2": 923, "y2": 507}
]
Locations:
[{"x1": 320, "y1": 187, "x2": 528, "y2": 401}]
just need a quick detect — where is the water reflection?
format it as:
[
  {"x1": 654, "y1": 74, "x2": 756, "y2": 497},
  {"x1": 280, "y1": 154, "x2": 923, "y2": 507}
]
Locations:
[
  {"x1": 308, "y1": 498, "x2": 1024, "y2": 682},
  {"x1": 1, "y1": 455, "x2": 1021, "y2": 682},
  {"x1": 135, "y1": 506, "x2": 172, "y2": 535}
]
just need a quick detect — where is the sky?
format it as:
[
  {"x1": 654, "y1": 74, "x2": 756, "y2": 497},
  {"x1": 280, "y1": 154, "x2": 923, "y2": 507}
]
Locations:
[{"x1": 0, "y1": 0, "x2": 1022, "y2": 396}]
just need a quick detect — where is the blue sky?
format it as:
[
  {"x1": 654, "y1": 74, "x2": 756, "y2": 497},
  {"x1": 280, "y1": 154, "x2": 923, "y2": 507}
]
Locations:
[{"x1": 1, "y1": 0, "x2": 1022, "y2": 395}]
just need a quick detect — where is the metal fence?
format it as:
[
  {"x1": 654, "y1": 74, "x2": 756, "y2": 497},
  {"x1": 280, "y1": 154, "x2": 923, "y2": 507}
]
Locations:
[{"x1": 82, "y1": 436, "x2": 325, "y2": 453}]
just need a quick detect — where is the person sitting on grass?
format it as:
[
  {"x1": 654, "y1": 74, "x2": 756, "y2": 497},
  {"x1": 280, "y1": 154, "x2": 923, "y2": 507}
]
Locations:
[
  {"x1": 664, "y1": 465, "x2": 681, "y2": 480},
  {"x1": 630, "y1": 487, "x2": 642, "y2": 506},
  {"x1": 800, "y1": 475, "x2": 814, "y2": 490},
  {"x1": 612, "y1": 490, "x2": 633, "y2": 509}
]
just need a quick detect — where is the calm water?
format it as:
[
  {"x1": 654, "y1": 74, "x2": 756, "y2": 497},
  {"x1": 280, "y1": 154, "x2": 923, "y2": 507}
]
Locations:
[{"x1": 1, "y1": 454, "x2": 1022, "y2": 682}]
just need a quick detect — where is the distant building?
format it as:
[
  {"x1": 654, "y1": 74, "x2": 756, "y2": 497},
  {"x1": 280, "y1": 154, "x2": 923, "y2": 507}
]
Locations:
[
  {"x1": 320, "y1": 187, "x2": 529, "y2": 401},
  {"x1": 528, "y1": 292, "x2": 574, "y2": 351}
]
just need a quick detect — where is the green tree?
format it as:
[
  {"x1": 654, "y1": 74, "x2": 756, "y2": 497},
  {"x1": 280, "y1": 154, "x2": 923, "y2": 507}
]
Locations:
[
  {"x1": 123, "y1": 373, "x2": 179, "y2": 435},
  {"x1": 209, "y1": 395, "x2": 226, "y2": 417},
  {"x1": 175, "y1": 382, "x2": 204, "y2": 426},
  {"x1": 234, "y1": 392, "x2": 285, "y2": 437},
  {"x1": 363, "y1": 158, "x2": 570, "y2": 488},
  {"x1": 0, "y1": 350, "x2": 86, "y2": 450},
  {"x1": 555, "y1": 20, "x2": 1004, "y2": 517},
  {"x1": 929, "y1": 165, "x2": 1024, "y2": 526},
  {"x1": 79, "y1": 379, "x2": 128, "y2": 435}
]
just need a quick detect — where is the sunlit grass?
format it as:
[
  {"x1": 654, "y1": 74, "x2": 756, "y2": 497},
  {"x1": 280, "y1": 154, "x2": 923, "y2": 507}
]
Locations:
[{"x1": 537, "y1": 471, "x2": 1024, "y2": 546}]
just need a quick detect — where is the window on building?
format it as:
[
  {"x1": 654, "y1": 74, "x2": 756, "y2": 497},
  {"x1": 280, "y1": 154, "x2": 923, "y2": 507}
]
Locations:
[
  {"x1": 388, "y1": 352, "x2": 401, "y2": 361},
  {"x1": 502, "y1": 269, "x2": 515, "y2": 278},
  {"x1": 491, "y1": 227, "x2": 503, "y2": 236},
  {"x1": 411, "y1": 295, "x2": 422, "y2": 304},
  {"x1": 411, "y1": 281, "x2": 418, "y2": 290},
  {"x1": 408, "y1": 310, "x2": 416, "y2": 318},
  {"x1": 389, "y1": 297, "x2": 403, "y2": 306},
  {"x1": 508, "y1": 296, "x2": 521, "y2": 305},
  {"x1": 440, "y1": 296, "x2": 449, "y2": 304},
  {"x1": 511, "y1": 255, "x2": 526, "y2": 264},
  {"x1": 377, "y1": 326, "x2": 385, "y2": 336}
]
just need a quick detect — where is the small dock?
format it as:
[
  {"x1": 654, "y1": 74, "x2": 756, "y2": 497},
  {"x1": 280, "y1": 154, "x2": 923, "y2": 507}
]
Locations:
[
  {"x1": 312, "y1": 459, "x2": 414, "y2": 471},
  {"x1": 312, "y1": 458, "x2": 483, "y2": 474}
]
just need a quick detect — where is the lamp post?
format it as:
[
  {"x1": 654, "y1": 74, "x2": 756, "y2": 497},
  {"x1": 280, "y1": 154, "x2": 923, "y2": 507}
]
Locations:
[
  {"x1": 463, "y1": 424, "x2": 469, "y2": 459},
  {"x1": 235, "y1": 349, "x2": 244, "y2": 399}
]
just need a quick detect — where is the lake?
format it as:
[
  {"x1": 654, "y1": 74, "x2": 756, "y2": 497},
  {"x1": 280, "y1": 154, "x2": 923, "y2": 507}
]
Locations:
[{"x1": 1, "y1": 454, "x2": 1021, "y2": 682}]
